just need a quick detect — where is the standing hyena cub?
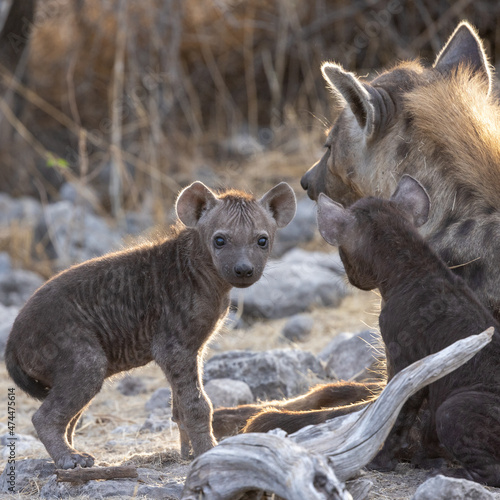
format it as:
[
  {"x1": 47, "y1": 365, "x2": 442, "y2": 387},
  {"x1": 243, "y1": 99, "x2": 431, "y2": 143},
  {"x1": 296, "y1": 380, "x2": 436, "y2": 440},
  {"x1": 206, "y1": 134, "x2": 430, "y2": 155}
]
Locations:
[{"x1": 5, "y1": 181, "x2": 296, "y2": 469}]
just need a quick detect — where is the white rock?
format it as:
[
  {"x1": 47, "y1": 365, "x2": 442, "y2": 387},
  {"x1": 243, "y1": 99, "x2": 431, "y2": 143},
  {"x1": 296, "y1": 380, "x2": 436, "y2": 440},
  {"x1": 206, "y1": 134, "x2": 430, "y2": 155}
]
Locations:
[{"x1": 205, "y1": 378, "x2": 254, "y2": 408}]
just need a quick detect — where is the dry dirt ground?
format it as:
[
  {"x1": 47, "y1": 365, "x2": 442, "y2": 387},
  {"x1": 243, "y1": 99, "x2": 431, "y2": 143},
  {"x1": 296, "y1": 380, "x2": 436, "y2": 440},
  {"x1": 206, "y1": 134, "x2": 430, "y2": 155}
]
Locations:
[{"x1": 1, "y1": 288, "x2": 500, "y2": 499}]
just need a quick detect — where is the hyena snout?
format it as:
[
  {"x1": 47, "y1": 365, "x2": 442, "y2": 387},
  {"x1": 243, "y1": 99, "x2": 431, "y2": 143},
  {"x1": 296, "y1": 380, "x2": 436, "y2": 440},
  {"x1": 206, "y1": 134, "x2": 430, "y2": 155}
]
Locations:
[
  {"x1": 300, "y1": 167, "x2": 312, "y2": 193},
  {"x1": 228, "y1": 256, "x2": 263, "y2": 288},
  {"x1": 234, "y1": 261, "x2": 254, "y2": 278},
  {"x1": 300, "y1": 159, "x2": 324, "y2": 201}
]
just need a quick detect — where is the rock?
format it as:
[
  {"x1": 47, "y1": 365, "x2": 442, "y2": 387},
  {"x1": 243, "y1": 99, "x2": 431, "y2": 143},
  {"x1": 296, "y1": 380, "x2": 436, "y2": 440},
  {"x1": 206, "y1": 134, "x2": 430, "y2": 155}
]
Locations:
[
  {"x1": 412, "y1": 474, "x2": 495, "y2": 500},
  {"x1": 34, "y1": 201, "x2": 121, "y2": 268},
  {"x1": 140, "y1": 409, "x2": 175, "y2": 433},
  {"x1": 0, "y1": 252, "x2": 11, "y2": 275},
  {"x1": 0, "y1": 269, "x2": 44, "y2": 307},
  {"x1": 321, "y1": 330, "x2": 382, "y2": 381},
  {"x1": 116, "y1": 375, "x2": 147, "y2": 396},
  {"x1": 59, "y1": 182, "x2": 100, "y2": 211},
  {"x1": 232, "y1": 250, "x2": 348, "y2": 319},
  {"x1": 272, "y1": 197, "x2": 317, "y2": 257},
  {"x1": 317, "y1": 332, "x2": 354, "y2": 362},
  {"x1": 40, "y1": 467, "x2": 185, "y2": 499},
  {"x1": 0, "y1": 303, "x2": 20, "y2": 358},
  {"x1": 282, "y1": 314, "x2": 314, "y2": 342},
  {"x1": 280, "y1": 248, "x2": 345, "y2": 271},
  {"x1": 0, "y1": 193, "x2": 42, "y2": 227},
  {"x1": 204, "y1": 378, "x2": 254, "y2": 408},
  {"x1": 145, "y1": 387, "x2": 172, "y2": 413},
  {"x1": 0, "y1": 458, "x2": 55, "y2": 495},
  {"x1": 204, "y1": 348, "x2": 326, "y2": 400}
]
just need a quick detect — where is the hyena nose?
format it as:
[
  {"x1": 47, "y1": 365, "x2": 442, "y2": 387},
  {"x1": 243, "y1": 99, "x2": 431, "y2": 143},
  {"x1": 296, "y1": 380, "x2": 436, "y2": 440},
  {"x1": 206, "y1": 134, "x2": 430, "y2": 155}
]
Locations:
[
  {"x1": 234, "y1": 263, "x2": 254, "y2": 278},
  {"x1": 300, "y1": 171, "x2": 309, "y2": 191}
]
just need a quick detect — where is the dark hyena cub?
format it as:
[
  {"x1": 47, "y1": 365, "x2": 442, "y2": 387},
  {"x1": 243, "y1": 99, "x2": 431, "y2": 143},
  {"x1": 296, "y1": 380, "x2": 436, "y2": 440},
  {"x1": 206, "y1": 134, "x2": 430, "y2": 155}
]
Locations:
[
  {"x1": 316, "y1": 175, "x2": 500, "y2": 486},
  {"x1": 5, "y1": 181, "x2": 296, "y2": 469}
]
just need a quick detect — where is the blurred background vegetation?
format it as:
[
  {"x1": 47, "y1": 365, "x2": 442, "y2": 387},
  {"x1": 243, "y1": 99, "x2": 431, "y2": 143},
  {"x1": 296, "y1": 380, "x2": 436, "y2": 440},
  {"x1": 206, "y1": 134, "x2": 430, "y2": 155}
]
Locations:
[{"x1": 0, "y1": 0, "x2": 499, "y2": 238}]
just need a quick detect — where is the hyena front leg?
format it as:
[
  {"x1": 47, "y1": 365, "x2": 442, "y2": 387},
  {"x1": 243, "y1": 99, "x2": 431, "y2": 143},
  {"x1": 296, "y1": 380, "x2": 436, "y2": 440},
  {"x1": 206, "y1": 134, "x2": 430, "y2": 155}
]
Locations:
[
  {"x1": 156, "y1": 344, "x2": 216, "y2": 459},
  {"x1": 171, "y1": 391, "x2": 190, "y2": 459}
]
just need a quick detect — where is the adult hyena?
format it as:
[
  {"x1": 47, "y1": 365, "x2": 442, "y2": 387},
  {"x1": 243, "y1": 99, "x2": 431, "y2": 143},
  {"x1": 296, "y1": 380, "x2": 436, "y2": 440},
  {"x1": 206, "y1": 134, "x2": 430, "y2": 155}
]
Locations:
[
  {"x1": 212, "y1": 21, "x2": 500, "y2": 442},
  {"x1": 302, "y1": 21, "x2": 500, "y2": 321}
]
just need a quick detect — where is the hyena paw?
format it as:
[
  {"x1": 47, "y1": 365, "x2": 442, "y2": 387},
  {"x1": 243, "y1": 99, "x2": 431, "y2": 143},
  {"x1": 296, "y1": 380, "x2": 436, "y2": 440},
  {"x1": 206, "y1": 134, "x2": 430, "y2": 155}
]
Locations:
[{"x1": 56, "y1": 452, "x2": 95, "y2": 469}]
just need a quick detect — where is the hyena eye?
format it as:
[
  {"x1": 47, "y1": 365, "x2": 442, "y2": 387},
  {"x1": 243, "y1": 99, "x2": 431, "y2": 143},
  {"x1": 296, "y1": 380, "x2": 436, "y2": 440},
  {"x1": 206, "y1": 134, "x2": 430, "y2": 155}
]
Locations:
[
  {"x1": 214, "y1": 236, "x2": 226, "y2": 248},
  {"x1": 257, "y1": 236, "x2": 268, "y2": 248}
]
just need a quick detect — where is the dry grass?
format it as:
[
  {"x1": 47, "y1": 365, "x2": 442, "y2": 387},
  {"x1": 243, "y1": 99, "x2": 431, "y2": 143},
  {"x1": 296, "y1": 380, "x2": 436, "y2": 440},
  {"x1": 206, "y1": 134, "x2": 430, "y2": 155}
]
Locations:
[{"x1": 1, "y1": 0, "x2": 500, "y2": 209}]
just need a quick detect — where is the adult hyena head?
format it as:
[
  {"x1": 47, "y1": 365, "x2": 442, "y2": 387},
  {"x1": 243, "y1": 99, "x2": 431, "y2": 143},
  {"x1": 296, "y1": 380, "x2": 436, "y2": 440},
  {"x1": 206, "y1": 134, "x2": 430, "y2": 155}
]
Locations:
[
  {"x1": 302, "y1": 21, "x2": 500, "y2": 320},
  {"x1": 301, "y1": 21, "x2": 493, "y2": 215}
]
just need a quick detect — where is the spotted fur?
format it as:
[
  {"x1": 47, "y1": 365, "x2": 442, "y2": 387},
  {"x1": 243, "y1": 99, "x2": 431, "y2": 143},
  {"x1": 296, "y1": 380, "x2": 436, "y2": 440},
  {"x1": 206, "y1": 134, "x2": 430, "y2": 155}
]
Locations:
[{"x1": 302, "y1": 21, "x2": 500, "y2": 319}]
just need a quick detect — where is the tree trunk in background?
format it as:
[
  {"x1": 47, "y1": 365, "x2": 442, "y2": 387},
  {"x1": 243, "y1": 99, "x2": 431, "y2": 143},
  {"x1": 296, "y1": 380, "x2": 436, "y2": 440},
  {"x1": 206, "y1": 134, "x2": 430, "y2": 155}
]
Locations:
[{"x1": 0, "y1": 0, "x2": 37, "y2": 152}]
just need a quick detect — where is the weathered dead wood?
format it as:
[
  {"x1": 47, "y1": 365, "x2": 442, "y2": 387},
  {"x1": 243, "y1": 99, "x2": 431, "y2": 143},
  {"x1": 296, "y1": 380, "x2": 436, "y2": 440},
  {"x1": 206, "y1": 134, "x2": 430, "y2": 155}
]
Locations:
[
  {"x1": 182, "y1": 329, "x2": 493, "y2": 499},
  {"x1": 181, "y1": 432, "x2": 352, "y2": 500},
  {"x1": 55, "y1": 466, "x2": 138, "y2": 483}
]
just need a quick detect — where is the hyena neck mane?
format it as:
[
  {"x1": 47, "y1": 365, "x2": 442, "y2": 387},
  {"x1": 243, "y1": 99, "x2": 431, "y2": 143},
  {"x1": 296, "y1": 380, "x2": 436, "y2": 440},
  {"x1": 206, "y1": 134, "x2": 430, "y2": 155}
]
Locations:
[{"x1": 401, "y1": 67, "x2": 500, "y2": 213}]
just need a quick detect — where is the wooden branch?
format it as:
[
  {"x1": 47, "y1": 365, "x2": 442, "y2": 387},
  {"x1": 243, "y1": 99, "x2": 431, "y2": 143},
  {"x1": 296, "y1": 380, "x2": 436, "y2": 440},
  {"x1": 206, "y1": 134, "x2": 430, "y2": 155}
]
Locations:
[
  {"x1": 182, "y1": 329, "x2": 493, "y2": 499},
  {"x1": 56, "y1": 466, "x2": 138, "y2": 483},
  {"x1": 181, "y1": 432, "x2": 352, "y2": 500}
]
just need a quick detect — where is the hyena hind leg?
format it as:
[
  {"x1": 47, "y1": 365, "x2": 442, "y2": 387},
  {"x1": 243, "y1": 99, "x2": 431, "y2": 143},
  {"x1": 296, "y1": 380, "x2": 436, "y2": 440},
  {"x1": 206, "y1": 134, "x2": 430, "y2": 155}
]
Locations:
[
  {"x1": 32, "y1": 354, "x2": 106, "y2": 470},
  {"x1": 436, "y1": 391, "x2": 500, "y2": 487}
]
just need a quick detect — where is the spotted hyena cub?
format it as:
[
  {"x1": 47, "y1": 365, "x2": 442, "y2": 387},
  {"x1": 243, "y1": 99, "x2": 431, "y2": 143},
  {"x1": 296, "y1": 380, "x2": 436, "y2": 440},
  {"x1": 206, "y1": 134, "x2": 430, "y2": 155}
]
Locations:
[
  {"x1": 5, "y1": 181, "x2": 296, "y2": 469},
  {"x1": 316, "y1": 175, "x2": 500, "y2": 486}
]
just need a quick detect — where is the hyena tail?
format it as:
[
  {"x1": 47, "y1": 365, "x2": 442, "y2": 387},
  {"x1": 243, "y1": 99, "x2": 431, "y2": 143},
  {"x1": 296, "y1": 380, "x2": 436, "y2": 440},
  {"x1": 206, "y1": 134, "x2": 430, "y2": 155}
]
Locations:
[{"x1": 4, "y1": 346, "x2": 49, "y2": 401}]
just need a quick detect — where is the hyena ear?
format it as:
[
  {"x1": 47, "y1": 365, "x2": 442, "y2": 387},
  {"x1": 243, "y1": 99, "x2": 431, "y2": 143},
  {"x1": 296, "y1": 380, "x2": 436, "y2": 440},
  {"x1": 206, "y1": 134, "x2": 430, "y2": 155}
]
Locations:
[
  {"x1": 258, "y1": 182, "x2": 297, "y2": 228},
  {"x1": 321, "y1": 62, "x2": 375, "y2": 138},
  {"x1": 176, "y1": 181, "x2": 219, "y2": 227},
  {"x1": 316, "y1": 193, "x2": 352, "y2": 247},
  {"x1": 434, "y1": 21, "x2": 491, "y2": 94},
  {"x1": 390, "y1": 175, "x2": 430, "y2": 228}
]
